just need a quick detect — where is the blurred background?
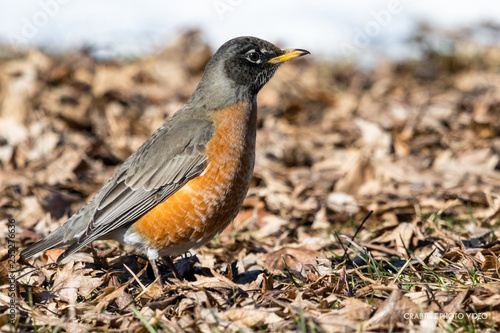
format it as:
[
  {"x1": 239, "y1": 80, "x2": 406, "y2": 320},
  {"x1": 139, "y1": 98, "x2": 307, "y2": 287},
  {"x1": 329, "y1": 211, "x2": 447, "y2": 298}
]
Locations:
[{"x1": 0, "y1": 0, "x2": 499, "y2": 63}]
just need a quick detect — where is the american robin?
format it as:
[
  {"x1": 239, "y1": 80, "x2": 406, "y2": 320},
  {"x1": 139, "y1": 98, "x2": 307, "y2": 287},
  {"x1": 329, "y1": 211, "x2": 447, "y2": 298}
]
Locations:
[{"x1": 21, "y1": 36, "x2": 309, "y2": 284}]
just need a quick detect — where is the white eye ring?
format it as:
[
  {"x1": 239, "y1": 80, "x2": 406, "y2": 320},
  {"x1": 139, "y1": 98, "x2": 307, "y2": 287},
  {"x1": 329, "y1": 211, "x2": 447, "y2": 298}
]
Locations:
[{"x1": 246, "y1": 51, "x2": 261, "y2": 63}]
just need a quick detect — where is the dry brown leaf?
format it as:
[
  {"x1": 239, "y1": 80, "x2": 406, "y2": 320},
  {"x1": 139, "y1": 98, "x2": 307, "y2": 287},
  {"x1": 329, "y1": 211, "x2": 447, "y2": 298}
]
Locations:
[
  {"x1": 367, "y1": 289, "x2": 419, "y2": 326},
  {"x1": 482, "y1": 255, "x2": 499, "y2": 272},
  {"x1": 93, "y1": 282, "x2": 131, "y2": 312},
  {"x1": 217, "y1": 308, "x2": 282, "y2": 327},
  {"x1": 42, "y1": 248, "x2": 65, "y2": 264},
  {"x1": 315, "y1": 298, "x2": 371, "y2": 332},
  {"x1": 470, "y1": 294, "x2": 500, "y2": 309},
  {"x1": 375, "y1": 222, "x2": 422, "y2": 255},
  {"x1": 259, "y1": 247, "x2": 323, "y2": 272},
  {"x1": 443, "y1": 290, "x2": 469, "y2": 314},
  {"x1": 253, "y1": 215, "x2": 288, "y2": 239}
]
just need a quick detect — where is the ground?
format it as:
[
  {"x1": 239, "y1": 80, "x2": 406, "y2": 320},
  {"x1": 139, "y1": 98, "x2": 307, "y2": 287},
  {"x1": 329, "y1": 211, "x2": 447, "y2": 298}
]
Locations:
[{"x1": 0, "y1": 29, "x2": 500, "y2": 332}]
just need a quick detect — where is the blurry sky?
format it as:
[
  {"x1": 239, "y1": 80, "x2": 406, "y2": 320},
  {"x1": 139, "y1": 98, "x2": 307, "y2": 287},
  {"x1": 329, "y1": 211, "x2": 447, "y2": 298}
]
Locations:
[{"x1": 0, "y1": 0, "x2": 499, "y2": 62}]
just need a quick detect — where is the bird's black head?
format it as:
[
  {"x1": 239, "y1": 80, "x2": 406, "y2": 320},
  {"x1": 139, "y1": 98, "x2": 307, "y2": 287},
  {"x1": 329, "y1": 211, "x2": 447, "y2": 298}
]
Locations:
[
  {"x1": 188, "y1": 36, "x2": 309, "y2": 110},
  {"x1": 217, "y1": 36, "x2": 309, "y2": 95}
]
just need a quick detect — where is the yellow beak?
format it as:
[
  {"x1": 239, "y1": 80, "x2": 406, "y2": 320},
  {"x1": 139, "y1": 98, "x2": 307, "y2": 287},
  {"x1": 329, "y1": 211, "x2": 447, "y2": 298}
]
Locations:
[{"x1": 268, "y1": 49, "x2": 310, "y2": 64}]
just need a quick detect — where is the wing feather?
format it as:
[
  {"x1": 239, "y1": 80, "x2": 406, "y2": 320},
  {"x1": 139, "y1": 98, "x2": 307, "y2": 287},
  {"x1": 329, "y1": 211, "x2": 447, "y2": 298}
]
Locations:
[{"x1": 56, "y1": 118, "x2": 214, "y2": 262}]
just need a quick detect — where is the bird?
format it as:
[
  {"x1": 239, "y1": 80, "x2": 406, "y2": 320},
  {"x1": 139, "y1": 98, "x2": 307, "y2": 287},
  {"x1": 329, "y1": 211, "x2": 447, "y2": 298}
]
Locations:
[{"x1": 21, "y1": 36, "x2": 309, "y2": 285}]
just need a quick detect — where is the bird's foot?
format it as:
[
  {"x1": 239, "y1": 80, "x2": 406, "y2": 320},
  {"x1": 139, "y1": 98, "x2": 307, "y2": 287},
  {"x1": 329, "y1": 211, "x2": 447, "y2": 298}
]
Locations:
[
  {"x1": 162, "y1": 256, "x2": 182, "y2": 280},
  {"x1": 150, "y1": 259, "x2": 165, "y2": 288}
]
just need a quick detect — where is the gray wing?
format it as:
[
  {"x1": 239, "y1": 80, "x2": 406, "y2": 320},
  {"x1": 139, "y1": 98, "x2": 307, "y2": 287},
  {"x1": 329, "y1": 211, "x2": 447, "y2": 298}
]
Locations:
[{"x1": 55, "y1": 118, "x2": 214, "y2": 261}]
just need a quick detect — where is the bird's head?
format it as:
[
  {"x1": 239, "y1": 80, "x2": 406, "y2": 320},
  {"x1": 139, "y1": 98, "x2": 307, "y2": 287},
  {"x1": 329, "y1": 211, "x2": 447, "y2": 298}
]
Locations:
[
  {"x1": 217, "y1": 36, "x2": 309, "y2": 95},
  {"x1": 190, "y1": 36, "x2": 309, "y2": 108}
]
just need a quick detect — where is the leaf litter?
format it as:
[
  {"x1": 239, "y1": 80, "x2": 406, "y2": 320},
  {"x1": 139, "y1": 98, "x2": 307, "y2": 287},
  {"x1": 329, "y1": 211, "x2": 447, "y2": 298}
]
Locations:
[{"x1": 0, "y1": 27, "x2": 500, "y2": 332}]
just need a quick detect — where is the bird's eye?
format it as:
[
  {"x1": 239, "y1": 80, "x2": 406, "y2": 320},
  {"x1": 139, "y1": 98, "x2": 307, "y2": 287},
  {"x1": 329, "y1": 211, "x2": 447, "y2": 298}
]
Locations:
[{"x1": 246, "y1": 52, "x2": 261, "y2": 63}]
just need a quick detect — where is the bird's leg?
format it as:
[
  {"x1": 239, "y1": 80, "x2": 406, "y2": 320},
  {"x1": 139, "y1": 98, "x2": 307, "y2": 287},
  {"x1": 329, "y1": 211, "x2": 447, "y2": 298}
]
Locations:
[
  {"x1": 150, "y1": 259, "x2": 164, "y2": 287},
  {"x1": 162, "y1": 256, "x2": 182, "y2": 280}
]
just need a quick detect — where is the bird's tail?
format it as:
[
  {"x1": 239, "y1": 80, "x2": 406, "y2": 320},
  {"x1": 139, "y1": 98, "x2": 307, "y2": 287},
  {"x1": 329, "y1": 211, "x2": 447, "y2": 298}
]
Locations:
[{"x1": 21, "y1": 229, "x2": 67, "y2": 259}]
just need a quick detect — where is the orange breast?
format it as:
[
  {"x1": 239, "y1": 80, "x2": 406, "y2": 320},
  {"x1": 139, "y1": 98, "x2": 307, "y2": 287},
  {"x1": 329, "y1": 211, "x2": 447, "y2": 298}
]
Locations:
[{"x1": 131, "y1": 102, "x2": 256, "y2": 251}]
